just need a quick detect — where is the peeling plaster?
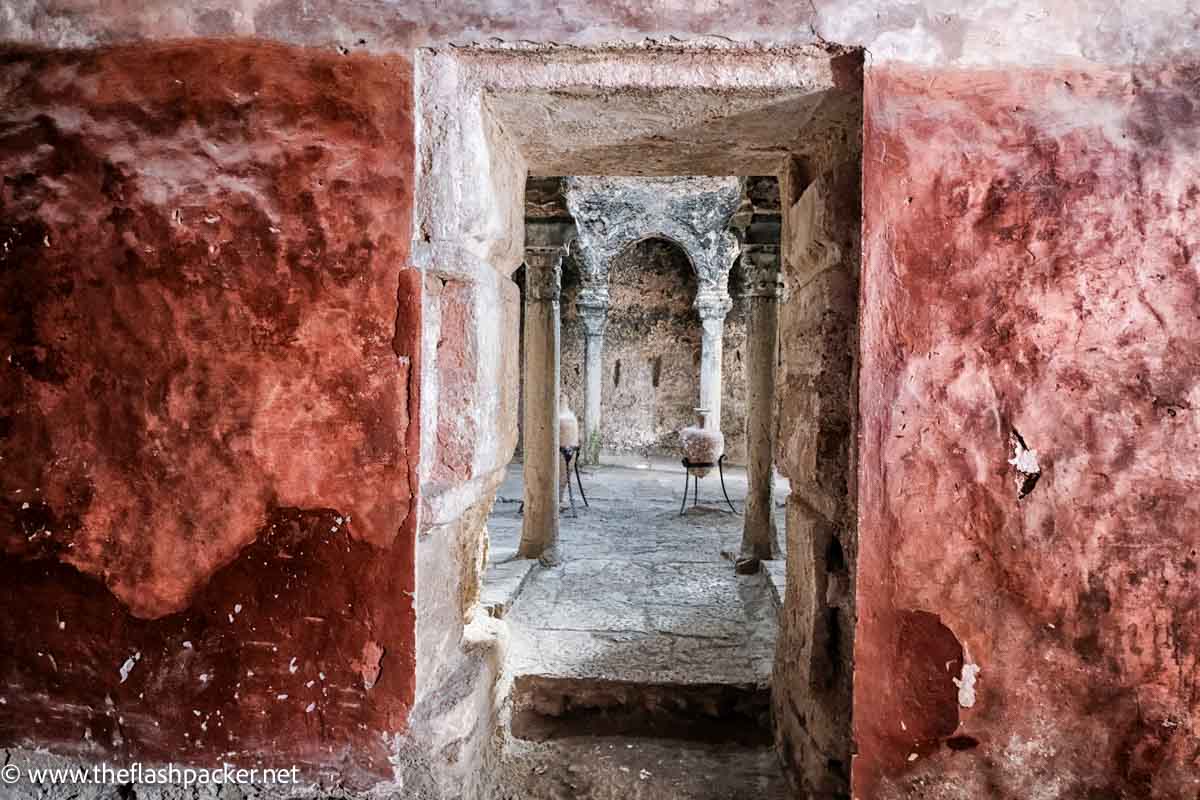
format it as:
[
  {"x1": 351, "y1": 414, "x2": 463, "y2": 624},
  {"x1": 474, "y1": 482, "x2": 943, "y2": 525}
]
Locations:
[
  {"x1": 1008, "y1": 430, "x2": 1042, "y2": 499},
  {"x1": 953, "y1": 662, "x2": 981, "y2": 709}
]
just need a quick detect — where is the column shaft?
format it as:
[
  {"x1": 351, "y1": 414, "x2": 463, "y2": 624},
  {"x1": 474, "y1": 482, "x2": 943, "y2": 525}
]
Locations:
[
  {"x1": 699, "y1": 317, "x2": 725, "y2": 429},
  {"x1": 695, "y1": 290, "x2": 732, "y2": 431},
  {"x1": 519, "y1": 248, "x2": 563, "y2": 563},
  {"x1": 578, "y1": 284, "x2": 609, "y2": 465},
  {"x1": 582, "y1": 331, "x2": 604, "y2": 462},
  {"x1": 740, "y1": 247, "x2": 783, "y2": 563}
]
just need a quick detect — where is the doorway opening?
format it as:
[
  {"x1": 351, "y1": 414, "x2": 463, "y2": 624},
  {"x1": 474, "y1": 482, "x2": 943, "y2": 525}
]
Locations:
[{"x1": 411, "y1": 42, "x2": 863, "y2": 799}]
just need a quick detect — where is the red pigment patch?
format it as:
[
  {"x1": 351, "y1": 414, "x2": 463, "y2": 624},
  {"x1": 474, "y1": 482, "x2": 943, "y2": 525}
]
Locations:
[
  {"x1": 854, "y1": 63, "x2": 1200, "y2": 799},
  {"x1": 0, "y1": 40, "x2": 418, "y2": 783}
]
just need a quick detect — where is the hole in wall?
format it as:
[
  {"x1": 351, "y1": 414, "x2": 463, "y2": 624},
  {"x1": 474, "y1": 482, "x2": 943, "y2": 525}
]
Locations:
[
  {"x1": 613, "y1": 359, "x2": 621, "y2": 388},
  {"x1": 946, "y1": 735, "x2": 980, "y2": 751},
  {"x1": 825, "y1": 535, "x2": 846, "y2": 573},
  {"x1": 650, "y1": 356, "x2": 662, "y2": 388},
  {"x1": 822, "y1": 608, "x2": 843, "y2": 690}
]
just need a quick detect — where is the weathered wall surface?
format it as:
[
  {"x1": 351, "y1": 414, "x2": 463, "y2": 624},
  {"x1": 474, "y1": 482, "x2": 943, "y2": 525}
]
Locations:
[
  {"x1": 4, "y1": 0, "x2": 1199, "y2": 71},
  {"x1": 408, "y1": 46, "x2": 526, "y2": 800},
  {"x1": 772, "y1": 156, "x2": 862, "y2": 798},
  {"x1": 408, "y1": 265, "x2": 518, "y2": 799},
  {"x1": 559, "y1": 239, "x2": 748, "y2": 461},
  {"x1": 854, "y1": 64, "x2": 1200, "y2": 798},
  {"x1": 0, "y1": 41, "x2": 419, "y2": 785}
]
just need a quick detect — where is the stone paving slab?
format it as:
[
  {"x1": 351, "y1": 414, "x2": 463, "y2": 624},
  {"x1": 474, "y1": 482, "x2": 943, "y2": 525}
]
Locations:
[
  {"x1": 486, "y1": 462, "x2": 787, "y2": 690},
  {"x1": 482, "y1": 497, "x2": 537, "y2": 618}
]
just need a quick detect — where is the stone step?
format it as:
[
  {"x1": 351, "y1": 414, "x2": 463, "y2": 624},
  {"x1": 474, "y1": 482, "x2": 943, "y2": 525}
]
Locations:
[
  {"x1": 492, "y1": 735, "x2": 793, "y2": 800},
  {"x1": 510, "y1": 674, "x2": 772, "y2": 745},
  {"x1": 481, "y1": 555, "x2": 538, "y2": 618}
]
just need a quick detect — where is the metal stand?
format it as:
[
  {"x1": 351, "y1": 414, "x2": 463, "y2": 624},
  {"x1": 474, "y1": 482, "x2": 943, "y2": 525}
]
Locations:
[
  {"x1": 559, "y1": 446, "x2": 589, "y2": 517},
  {"x1": 573, "y1": 452, "x2": 589, "y2": 507},
  {"x1": 518, "y1": 450, "x2": 588, "y2": 516},
  {"x1": 679, "y1": 454, "x2": 738, "y2": 515}
]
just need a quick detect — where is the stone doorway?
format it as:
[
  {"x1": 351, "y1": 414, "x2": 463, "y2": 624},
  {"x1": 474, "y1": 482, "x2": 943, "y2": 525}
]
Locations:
[
  {"x1": 412, "y1": 42, "x2": 863, "y2": 799},
  {"x1": 486, "y1": 460, "x2": 790, "y2": 798}
]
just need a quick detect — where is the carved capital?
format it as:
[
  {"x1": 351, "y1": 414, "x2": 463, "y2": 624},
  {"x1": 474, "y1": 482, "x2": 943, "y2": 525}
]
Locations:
[
  {"x1": 524, "y1": 246, "x2": 564, "y2": 302},
  {"x1": 741, "y1": 245, "x2": 783, "y2": 299},
  {"x1": 695, "y1": 286, "x2": 732, "y2": 322},
  {"x1": 578, "y1": 304, "x2": 609, "y2": 338},
  {"x1": 577, "y1": 279, "x2": 610, "y2": 308},
  {"x1": 577, "y1": 278, "x2": 610, "y2": 337}
]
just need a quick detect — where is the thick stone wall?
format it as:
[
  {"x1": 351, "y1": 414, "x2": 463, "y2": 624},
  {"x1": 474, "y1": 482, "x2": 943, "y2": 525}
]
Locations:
[
  {"x1": 0, "y1": 41, "x2": 419, "y2": 787},
  {"x1": 408, "y1": 45, "x2": 527, "y2": 800},
  {"x1": 559, "y1": 239, "x2": 749, "y2": 462},
  {"x1": 854, "y1": 64, "x2": 1200, "y2": 798},
  {"x1": 772, "y1": 158, "x2": 862, "y2": 797}
]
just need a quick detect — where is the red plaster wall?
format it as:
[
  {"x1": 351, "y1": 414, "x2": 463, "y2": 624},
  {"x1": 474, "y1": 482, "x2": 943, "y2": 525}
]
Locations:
[
  {"x1": 0, "y1": 42, "x2": 419, "y2": 782},
  {"x1": 432, "y1": 278, "x2": 478, "y2": 484},
  {"x1": 855, "y1": 64, "x2": 1200, "y2": 797}
]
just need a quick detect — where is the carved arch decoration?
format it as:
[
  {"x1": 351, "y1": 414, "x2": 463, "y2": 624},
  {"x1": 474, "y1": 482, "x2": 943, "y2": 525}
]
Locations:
[{"x1": 564, "y1": 176, "x2": 744, "y2": 309}]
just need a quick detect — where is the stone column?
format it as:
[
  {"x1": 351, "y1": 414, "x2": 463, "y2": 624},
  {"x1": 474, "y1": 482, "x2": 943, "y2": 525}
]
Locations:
[
  {"x1": 577, "y1": 278, "x2": 610, "y2": 465},
  {"x1": 519, "y1": 246, "x2": 564, "y2": 564},
  {"x1": 695, "y1": 287, "x2": 733, "y2": 431},
  {"x1": 739, "y1": 245, "x2": 784, "y2": 565}
]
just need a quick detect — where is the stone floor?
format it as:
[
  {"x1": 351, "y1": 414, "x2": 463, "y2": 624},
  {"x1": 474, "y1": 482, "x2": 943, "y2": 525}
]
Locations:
[
  {"x1": 492, "y1": 737, "x2": 793, "y2": 800},
  {"x1": 484, "y1": 460, "x2": 791, "y2": 799}
]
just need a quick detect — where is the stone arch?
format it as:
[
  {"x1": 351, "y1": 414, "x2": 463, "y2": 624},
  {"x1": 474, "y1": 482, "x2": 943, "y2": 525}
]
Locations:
[
  {"x1": 612, "y1": 231, "x2": 698, "y2": 283},
  {"x1": 564, "y1": 176, "x2": 743, "y2": 294}
]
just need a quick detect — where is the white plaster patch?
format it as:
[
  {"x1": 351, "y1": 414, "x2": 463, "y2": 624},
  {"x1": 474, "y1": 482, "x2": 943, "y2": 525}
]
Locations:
[
  {"x1": 1008, "y1": 442, "x2": 1040, "y2": 474},
  {"x1": 953, "y1": 662, "x2": 981, "y2": 708},
  {"x1": 118, "y1": 651, "x2": 141, "y2": 684}
]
